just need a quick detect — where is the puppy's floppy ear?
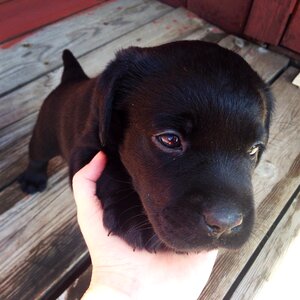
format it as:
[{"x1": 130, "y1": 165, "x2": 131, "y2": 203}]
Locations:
[{"x1": 97, "y1": 47, "x2": 146, "y2": 146}]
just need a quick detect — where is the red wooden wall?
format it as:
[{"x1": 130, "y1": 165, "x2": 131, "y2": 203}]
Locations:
[
  {"x1": 160, "y1": 0, "x2": 300, "y2": 55},
  {"x1": 244, "y1": 0, "x2": 297, "y2": 45}
]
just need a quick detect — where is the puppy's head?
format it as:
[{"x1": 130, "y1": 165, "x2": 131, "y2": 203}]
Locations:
[{"x1": 98, "y1": 41, "x2": 273, "y2": 252}]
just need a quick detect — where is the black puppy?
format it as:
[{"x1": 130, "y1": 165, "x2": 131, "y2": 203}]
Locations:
[{"x1": 19, "y1": 41, "x2": 273, "y2": 253}]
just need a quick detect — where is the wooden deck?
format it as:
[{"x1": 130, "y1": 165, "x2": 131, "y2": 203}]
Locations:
[{"x1": 0, "y1": 0, "x2": 299, "y2": 299}]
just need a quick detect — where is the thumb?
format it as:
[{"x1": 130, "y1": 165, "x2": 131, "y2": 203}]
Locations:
[{"x1": 73, "y1": 152, "x2": 107, "y2": 211}]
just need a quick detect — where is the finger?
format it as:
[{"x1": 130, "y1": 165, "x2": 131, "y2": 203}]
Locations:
[{"x1": 72, "y1": 152, "x2": 108, "y2": 248}]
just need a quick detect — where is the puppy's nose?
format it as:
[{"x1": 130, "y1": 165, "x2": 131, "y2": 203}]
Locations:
[{"x1": 203, "y1": 209, "x2": 243, "y2": 237}]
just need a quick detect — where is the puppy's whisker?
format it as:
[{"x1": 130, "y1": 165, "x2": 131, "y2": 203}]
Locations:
[
  {"x1": 119, "y1": 204, "x2": 144, "y2": 218},
  {"x1": 112, "y1": 187, "x2": 135, "y2": 194},
  {"x1": 145, "y1": 233, "x2": 159, "y2": 249},
  {"x1": 104, "y1": 174, "x2": 133, "y2": 185},
  {"x1": 112, "y1": 190, "x2": 136, "y2": 203},
  {"x1": 120, "y1": 214, "x2": 150, "y2": 232},
  {"x1": 151, "y1": 238, "x2": 164, "y2": 252},
  {"x1": 104, "y1": 192, "x2": 137, "y2": 213},
  {"x1": 129, "y1": 225, "x2": 154, "y2": 234},
  {"x1": 125, "y1": 222, "x2": 154, "y2": 237}
]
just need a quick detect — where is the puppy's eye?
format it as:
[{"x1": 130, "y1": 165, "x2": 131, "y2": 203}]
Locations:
[{"x1": 157, "y1": 134, "x2": 181, "y2": 149}]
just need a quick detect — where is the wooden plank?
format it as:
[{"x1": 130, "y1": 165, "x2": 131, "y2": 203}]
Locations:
[
  {"x1": 187, "y1": 0, "x2": 253, "y2": 34},
  {"x1": 244, "y1": 0, "x2": 297, "y2": 45},
  {"x1": 230, "y1": 192, "x2": 300, "y2": 299},
  {"x1": 0, "y1": 0, "x2": 107, "y2": 43},
  {"x1": 218, "y1": 36, "x2": 289, "y2": 83},
  {"x1": 0, "y1": 133, "x2": 31, "y2": 190},
  {"x1": 281, "y1": 2, "x2": 300, "y2": 54},
  {"x1": 0, "y1": 0, "x2": 172, "y2": 97},
  {"x1": 200, "y1": 67, "x2": 300, "y2": 299}
]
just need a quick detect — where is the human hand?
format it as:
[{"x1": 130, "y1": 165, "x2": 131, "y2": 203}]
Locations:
[{"x1": 73, "y1": 152, "x2": 218, "y2": 300}]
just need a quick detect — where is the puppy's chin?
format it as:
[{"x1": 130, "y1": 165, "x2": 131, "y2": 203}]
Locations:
[{"x1": 150, "y1": 221, "x2": 251, "y2": 253}]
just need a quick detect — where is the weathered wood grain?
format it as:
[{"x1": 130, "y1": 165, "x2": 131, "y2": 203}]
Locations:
[
  {"x1": 0, "y1": 135, "x2": 30, "y2": 189},
  {"x1": 0, "y1": 0, "x2": 172, "y2": 97},
  {"x1": 219, "y1": 35, "x2": 289, "y2": 83},
  {"x1": 231, "y1": 193, "x2": 300, "y2": 300},
  {"x1": 0, "y1": 70, "x2": 62, "y2": 130},
  {"x1": 200, "y1": 67, "x2": 300, "y2": 299}
]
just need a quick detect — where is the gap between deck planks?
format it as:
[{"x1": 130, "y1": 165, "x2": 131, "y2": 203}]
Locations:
[{"x1": 0, "y1": 1, "x2": 298, "y2": 299}]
